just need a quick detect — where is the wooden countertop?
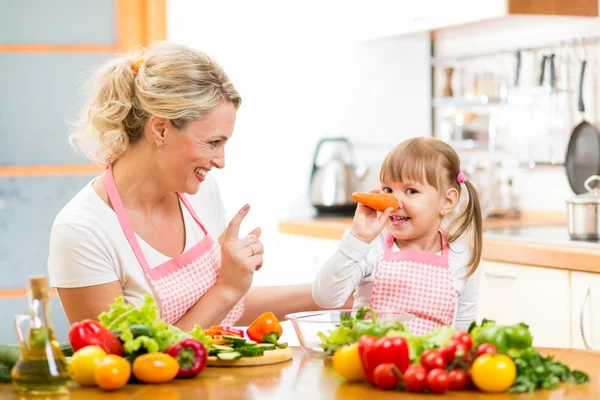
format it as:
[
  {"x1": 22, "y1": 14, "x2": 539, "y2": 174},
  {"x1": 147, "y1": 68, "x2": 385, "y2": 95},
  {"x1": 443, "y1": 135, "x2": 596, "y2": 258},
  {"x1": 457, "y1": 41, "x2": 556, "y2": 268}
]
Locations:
[
  {"x1": 1, "y1": 347, "x2": 597, "y2": 399},
  {"x1": 278, "y1": 211, "x2": 600, "y2": 272}
]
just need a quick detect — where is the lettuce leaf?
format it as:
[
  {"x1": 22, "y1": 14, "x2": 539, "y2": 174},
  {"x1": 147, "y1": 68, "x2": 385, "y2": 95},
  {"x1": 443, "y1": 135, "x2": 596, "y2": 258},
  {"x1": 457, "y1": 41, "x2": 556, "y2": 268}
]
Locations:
[{"x1": 99, "y1": 294, "x2": 210, "y2": 353}]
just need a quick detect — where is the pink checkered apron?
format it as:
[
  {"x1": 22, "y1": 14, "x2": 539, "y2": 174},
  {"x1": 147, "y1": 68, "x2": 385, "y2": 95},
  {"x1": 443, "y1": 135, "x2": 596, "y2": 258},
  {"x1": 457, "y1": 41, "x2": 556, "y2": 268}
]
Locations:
[
  {"x1": 369, "y1": 231, "x2": 456, "y2": 335},
  {"x1": 104, "y1": 166, "x2": 244, "y2": 325}
]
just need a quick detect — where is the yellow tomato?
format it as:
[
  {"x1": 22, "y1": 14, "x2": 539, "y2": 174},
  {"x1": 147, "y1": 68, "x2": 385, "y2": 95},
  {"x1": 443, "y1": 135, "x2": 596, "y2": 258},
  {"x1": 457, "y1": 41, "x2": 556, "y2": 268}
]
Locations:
[
  {"x1": 70, "y1": 346, "x2": 107, "y2": 386},
  {"x1": 471, "y1": 353, "x2": 517, "y2": 393},
  {"x1": 332, "y1": 343, "x2": 365, "y2": 382},
  {"x1": 94, "y1": 354, "x2": 131, "y2": 391},
  {"x1": 132, "y1": 353, "x2": 179, "y2": 384}
]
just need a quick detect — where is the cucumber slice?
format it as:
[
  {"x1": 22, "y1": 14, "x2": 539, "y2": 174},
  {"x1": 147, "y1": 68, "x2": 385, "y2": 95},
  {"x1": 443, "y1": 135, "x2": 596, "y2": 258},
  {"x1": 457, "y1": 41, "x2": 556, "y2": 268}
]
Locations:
[
  {"x1": 244, "y1": 340, "x2": 257, "y2": 346},
  {"x1": 212, "y1": 344, "x2": 235, "y2": 352},
  {"x1": 256, "y1": 343, "x2": 276, "y2": 351},
  {"x1": 216, "y1": 351, "x2": 241, "y2": 360},
  {"x1": 237, "y1": 346, "x2": 265, "y2": 357},
  {"x1": 222, "y1": 335, "x2": 247, "y2": 345}
]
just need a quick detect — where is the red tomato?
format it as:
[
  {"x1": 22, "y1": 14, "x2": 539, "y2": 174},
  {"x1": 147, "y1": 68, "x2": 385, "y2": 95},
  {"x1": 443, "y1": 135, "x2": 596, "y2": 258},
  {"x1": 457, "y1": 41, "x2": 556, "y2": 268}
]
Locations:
[
  {"x1": 448, "y1": 369, "x2": 468, "y2": 391},
  {"x1": 403, "y1": 364, "x2": 428, "y2": 393},
  {"x1": 438, "y1": 341, "x2": 457, "y2": 363},
  {"x1": 465, "y1": 368, "x2": 477, "y2": 391},
  {"x1": 439, "y1": 341, "x2": 468, "y2": 363},
  {"x1": 420, "y1": 349, "x2": 435, "y2": 360},
  {"x1": 373, "y1": 363, "x2": 400, "y2": 390},
  {"x1": 476, "y1": 343, "x2": 497, "y2": 358},
  {"x1": 461, "y1": 348, "x2": 474, "y2": 365},
  {"x1": 427, "y1": 368, "x2": 451, "y2": 394},
  {"x1": 451, "y1": 331, "x2": 473, "y2": 351},
  {"x1": 421, "y1": 352, "x2": 446, "y2": 371}
]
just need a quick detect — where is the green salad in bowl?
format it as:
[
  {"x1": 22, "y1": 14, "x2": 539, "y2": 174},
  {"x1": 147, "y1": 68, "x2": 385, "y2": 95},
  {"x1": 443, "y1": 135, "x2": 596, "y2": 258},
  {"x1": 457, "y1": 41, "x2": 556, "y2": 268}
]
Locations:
[{"x1": 285, "y1": 307, "x2": 413, "y2": 358}]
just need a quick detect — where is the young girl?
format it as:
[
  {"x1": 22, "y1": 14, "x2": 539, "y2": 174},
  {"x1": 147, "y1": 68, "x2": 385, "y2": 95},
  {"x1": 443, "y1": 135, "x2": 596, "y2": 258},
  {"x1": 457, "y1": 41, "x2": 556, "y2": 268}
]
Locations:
[{"x1": 312, "y1": 137, "x2": 483, "y2": 335}]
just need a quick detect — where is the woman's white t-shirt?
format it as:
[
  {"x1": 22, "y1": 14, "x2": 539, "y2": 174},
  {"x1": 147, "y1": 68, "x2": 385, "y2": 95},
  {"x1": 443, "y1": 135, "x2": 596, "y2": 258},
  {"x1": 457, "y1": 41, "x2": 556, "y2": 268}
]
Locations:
[{"x1": 47, "y1": 174, "x2": 228, "y2": 309}]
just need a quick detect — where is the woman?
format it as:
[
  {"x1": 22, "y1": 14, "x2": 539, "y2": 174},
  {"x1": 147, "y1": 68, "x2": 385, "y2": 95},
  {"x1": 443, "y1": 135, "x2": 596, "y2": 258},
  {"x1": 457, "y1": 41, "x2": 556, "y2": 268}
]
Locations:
[{"x1": 48, "y1": 42, "x2": 326, "y2": 330}]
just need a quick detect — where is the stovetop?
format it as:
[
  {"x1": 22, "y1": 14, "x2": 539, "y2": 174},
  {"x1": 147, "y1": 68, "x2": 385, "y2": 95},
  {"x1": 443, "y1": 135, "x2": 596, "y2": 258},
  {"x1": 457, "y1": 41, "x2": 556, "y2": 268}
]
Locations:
[{"x1": 484, "y1": 225, "x2": 600, "y2": 249}]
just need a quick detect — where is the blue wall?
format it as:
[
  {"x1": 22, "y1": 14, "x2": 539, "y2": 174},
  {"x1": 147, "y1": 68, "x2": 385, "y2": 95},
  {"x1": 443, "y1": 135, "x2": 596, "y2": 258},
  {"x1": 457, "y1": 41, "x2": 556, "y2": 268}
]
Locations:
[{"x1": 1, "y1": 0, "x2": 118, "y2": 343}]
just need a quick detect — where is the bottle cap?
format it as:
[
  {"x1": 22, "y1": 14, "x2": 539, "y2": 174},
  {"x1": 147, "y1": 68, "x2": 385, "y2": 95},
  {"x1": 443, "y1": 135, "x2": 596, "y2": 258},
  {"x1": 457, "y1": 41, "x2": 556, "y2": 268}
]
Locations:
[{"x1": 29, "y1": 276, "x2": 50, "y2": 299}]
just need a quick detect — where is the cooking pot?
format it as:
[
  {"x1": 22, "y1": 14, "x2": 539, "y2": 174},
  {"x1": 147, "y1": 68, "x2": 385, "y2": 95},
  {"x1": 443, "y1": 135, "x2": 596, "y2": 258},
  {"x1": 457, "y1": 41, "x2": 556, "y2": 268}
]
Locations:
[{"x1": 566, "y1": 175, "x2": 600, "y2": 240}]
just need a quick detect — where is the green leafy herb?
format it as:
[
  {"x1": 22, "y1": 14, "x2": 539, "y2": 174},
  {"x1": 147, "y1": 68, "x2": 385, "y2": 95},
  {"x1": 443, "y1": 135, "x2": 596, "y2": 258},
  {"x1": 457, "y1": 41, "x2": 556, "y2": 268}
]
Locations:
[{"x1": 507, "y1": 348, "x2": 589, "y2": 393}]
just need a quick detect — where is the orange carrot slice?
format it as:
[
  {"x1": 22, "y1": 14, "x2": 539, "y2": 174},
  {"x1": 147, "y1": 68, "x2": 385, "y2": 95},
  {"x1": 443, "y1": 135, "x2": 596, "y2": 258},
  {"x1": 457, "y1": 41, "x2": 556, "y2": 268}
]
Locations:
[{"x1": 351, "y1": 192, "x2": 399, "y2": 212}]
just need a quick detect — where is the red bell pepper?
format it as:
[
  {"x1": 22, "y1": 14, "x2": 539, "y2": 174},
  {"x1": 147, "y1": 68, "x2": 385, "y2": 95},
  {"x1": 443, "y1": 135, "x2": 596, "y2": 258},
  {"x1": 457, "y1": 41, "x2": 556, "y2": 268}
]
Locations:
[
  {"x1": 165, "y1": 338, "x2": 208, "y2": 378},
  {"x1": 68, "y1": 319, "x2": 124, "y2": 356},
  {"x1": 357, "y1": 335, "x2": 410, "y2": 386},
  {"x1": 246, "y1": 312, "x2": 287, "y2": 348}
]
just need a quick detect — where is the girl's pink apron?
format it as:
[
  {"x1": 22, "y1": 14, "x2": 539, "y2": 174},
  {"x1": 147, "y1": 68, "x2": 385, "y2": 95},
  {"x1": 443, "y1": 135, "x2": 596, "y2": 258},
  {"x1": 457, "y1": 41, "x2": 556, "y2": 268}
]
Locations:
[
  {"x1": 104, "y1": 166, "x2": 244, "y2": 325},
  {"x1": 369, "y1": 232, "x2": 456, "y2": 335}
]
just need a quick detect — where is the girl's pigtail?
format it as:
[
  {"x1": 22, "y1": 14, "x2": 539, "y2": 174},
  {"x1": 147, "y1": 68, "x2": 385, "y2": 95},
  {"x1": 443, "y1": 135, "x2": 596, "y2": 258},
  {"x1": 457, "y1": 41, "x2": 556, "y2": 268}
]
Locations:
[{"x1": 447, "y1": 180, "x2": 483, "y2": 276}]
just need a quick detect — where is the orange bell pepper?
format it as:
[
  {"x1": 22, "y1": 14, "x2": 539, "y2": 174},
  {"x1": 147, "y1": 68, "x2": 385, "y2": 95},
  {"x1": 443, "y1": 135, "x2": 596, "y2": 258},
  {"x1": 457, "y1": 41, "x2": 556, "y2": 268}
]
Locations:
[{"x1": 246, "y1": 312, "x2": 288, "y2": 349}]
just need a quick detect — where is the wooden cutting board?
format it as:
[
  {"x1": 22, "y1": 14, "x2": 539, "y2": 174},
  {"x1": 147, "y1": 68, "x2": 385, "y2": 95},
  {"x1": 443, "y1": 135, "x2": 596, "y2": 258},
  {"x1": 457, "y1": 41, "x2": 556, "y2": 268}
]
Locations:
[{"x1": 206, "y1": 347, "x2": 293, "y2": 367}]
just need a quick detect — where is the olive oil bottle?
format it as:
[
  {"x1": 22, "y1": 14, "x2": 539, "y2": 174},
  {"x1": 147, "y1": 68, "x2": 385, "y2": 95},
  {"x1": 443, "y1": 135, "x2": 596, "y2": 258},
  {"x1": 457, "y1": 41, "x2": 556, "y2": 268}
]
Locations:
[{"x1": 11, "y1": 276, "x2": 70, "y2": 395}]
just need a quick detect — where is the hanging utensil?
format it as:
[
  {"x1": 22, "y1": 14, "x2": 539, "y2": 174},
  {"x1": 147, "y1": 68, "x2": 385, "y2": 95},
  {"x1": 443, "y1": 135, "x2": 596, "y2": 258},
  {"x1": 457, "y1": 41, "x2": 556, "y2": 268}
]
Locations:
[{"x1": 565, "y1": 40, "x2": 600, "y2": 194}]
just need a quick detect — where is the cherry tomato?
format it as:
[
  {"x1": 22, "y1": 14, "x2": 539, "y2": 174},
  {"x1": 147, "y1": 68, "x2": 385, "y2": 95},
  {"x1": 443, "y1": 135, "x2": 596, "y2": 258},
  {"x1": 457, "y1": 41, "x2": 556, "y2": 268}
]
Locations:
[
  {"x1": 421, "y1": 352, "x2": 446, "y2": 371},
  {"x1": 420, "y1": 349, "x2": 435, "y2": 360},
  {"x1": 476, "y1": 343, "x2": 497, "y2": 358},
  {"x1": 373, "y1": 363, "x2": 400, "y2": 390},
  {"x1": 427, "y1": 368, "x2": 451, "y2": 394},
  {"x1": 451, "y1": 331, "x2": 473, "y2": 351},
  {"x1": 403, "y1": 364, "x2": 428, "y2": 393},
  {"x1": 448, "y1": 369, "x2": 468, "y2": 391},
  {"x1": 460, "y1": 348, "x2": 474, "y2": 364},
  {"x1": 439, "y1": 341, "x2": 467, "y2": 363},
  {"x1": 438, "y1": 341, "x2": 458, "y2": 363},
  {"x1": 465, "y1": 368, "x2": 477, "y2": 391}
]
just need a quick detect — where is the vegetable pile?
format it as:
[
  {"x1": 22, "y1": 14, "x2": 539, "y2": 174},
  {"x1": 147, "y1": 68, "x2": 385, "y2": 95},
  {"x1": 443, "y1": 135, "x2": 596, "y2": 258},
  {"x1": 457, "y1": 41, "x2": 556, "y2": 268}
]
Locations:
[
  {"x1": 323, "y1": 311, "x2": 590, "y2": 395},
  {"x1": 0, "y1": 295, "x2": 287, "y2": 391}
]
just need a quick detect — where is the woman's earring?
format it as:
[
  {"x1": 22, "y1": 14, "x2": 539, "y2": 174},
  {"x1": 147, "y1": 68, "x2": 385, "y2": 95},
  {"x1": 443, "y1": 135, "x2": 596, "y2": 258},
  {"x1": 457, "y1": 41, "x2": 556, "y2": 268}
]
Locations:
[{"x1": 157, "y1": 142, "x2": 163, "y2": 149}]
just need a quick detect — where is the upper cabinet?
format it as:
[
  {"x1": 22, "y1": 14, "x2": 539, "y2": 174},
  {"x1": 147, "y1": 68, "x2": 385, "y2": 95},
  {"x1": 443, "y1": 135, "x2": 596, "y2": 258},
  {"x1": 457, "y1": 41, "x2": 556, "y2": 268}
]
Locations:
[{"x1": 359, "y1": 0, "x2": 598, "y2": 41}]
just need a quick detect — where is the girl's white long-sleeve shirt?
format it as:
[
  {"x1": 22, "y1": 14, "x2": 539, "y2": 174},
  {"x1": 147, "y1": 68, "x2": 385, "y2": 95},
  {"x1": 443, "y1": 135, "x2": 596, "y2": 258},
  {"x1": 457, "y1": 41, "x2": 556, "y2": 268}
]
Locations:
[{"x1": 312, "y1": 229, "x2": 481, "y2": 332}]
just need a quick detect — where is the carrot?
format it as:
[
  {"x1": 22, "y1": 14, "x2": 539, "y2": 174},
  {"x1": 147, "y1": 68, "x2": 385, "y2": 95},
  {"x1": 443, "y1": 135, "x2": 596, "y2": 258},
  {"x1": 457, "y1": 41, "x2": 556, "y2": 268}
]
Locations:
[{"x1": 351, "y1": 192, "x2": 399, "y2": 212}]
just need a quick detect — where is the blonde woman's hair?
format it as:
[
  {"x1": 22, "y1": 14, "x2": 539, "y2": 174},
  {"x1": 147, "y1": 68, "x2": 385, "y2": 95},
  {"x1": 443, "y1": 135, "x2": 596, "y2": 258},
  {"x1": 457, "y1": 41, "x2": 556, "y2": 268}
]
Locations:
[
  {"x1": 379, "y1": 137, "x2": 483, "y2": 276},
  {"x1": 70, "y1": 41, "x2": 242, "y2": 165}
]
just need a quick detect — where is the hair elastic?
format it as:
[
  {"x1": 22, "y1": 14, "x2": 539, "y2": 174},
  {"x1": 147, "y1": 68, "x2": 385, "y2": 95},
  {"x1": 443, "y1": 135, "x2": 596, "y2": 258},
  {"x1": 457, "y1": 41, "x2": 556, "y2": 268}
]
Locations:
[
  {"x1": 457, "y1": 172, "x2": 467, "y2": 184},
  {"x1": 132, "y1": 58, "x2": 144, "y2": 74}
]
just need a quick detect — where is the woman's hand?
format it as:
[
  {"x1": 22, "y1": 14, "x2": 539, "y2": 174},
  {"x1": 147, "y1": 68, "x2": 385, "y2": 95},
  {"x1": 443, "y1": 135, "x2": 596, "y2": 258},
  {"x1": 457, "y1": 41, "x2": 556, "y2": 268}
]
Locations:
[
  {"x1": 216, "y1": 204, "x2": 264, "y2": 299},
  {"x1": 350, "y1": 189, "x2": 394, "y2": 243}
]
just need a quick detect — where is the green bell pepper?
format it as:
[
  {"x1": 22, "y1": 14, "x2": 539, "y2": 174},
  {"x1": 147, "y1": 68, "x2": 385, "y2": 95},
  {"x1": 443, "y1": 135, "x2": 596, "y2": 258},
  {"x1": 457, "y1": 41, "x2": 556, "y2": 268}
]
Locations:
[{"x1": 474, "y1": 322, "x2": 533, "y2": 354}]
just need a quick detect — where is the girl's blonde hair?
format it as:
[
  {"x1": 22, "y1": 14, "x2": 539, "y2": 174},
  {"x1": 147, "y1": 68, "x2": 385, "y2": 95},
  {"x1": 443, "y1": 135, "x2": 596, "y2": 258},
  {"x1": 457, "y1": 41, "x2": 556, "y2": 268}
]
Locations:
[
  {"x1": 380, "y1": 137, "x2": 483, "y2": 276},
  {"x1": 70, "y1": 41, "x2": 242, "y2": 165}
]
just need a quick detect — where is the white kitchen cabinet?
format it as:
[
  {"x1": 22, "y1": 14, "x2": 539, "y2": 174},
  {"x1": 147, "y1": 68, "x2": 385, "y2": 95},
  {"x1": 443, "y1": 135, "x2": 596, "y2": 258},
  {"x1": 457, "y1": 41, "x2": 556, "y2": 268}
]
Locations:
[
  {"x1": 571, "y1": 271, "x2": 600, "y2": 350},
  {"x1": 476, "y1": 261, "x2": 571, "y2": 348},
  {"x1": 359, "y1": 0, "x2": 597, "y2": 40}
]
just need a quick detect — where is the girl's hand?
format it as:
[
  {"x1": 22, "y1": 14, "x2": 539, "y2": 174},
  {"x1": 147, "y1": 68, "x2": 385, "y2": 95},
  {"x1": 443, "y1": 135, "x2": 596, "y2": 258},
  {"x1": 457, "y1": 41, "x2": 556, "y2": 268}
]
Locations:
[
  {"x1": 350, "y1": 189, "x2": 394, "y2": 243},
  {"x1": 217, "y1": 204, "x2": 264, "y2": 298}
]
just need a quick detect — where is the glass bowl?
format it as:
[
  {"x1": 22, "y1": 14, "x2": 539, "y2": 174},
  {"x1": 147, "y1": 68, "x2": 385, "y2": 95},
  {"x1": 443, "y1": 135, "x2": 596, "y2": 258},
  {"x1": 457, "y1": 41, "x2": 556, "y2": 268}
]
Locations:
[{"x1": 285, "y1": 309, "x2": 414, "y2": 359}]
